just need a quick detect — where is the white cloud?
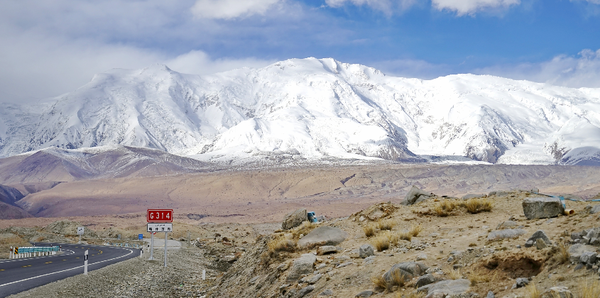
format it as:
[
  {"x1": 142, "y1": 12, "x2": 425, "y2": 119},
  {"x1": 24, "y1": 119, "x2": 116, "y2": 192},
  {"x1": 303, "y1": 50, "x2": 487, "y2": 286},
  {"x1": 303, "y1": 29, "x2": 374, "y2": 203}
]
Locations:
[
  {"x1": 432, "y1": 0, "x2": 520, "y2": 16},
  {"x1": 191, "y1": 0, "x2": 281, "y2": 19},
  {"x1": 325, "y1": 0, "x2": 418, "y2": 13},
  {"x1": 370, "y1": 58, "x2": 453, "y2": 79},
  {"x1": 476, "y1": 49, "x2": 600, "y2": 88},
  {"x1": 166, "y1": 50, "x2": 274, "y2": 74}
]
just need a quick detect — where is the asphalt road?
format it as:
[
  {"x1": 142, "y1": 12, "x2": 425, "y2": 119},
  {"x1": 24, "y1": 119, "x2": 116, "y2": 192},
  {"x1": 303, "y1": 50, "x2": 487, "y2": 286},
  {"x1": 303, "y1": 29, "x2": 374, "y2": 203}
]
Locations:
[{"x1": 0, "y1": 243, "x2": 141, "y2": 297}]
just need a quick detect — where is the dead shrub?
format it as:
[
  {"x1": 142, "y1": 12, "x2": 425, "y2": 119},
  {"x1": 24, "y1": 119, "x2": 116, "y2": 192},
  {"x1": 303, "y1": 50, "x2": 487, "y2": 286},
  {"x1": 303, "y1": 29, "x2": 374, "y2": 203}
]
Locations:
[
  {"x1": 290, "y1": 221, "x2": 317, "y2": 239},
  {"x1": 556, "y1": 242, "x2": 570, "y2": 264},
  {"x1": 448, "y1": 268, "x2": 462, "y2": 280},
  {"x1": 433, "y1": 199, "x2": 458, "y2": 216},
  {"x1": 267, "y1": 235, "x2": 296, "y2": 253},
  {"x1": 372, "y1": 274, "x2": 388, "y2": 291},
  {"x1": 409, "y1": 224, "x2": 423, "y2": 237},
  {"x1": 377, "y1": 219, "x2": 396, "y2": 231},
  {"x1": 387, "y1": 269, "x2": 406, "y2": 291},
  {"x1": 463, "y1": 198, "x2": 493, "y2": 214},
  {"x1": 398, "y1": 231, "x2": 412, "y2": 242},
  {"x1": 364, "y1": 224, "x2": 377, "y2": 238}
]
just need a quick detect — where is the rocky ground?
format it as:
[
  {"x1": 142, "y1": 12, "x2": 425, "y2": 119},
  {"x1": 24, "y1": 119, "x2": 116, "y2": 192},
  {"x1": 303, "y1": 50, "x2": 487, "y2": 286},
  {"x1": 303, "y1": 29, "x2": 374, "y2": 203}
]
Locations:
[{"x1": 5, "y1": 189, "x2": 600, "y2": 298}]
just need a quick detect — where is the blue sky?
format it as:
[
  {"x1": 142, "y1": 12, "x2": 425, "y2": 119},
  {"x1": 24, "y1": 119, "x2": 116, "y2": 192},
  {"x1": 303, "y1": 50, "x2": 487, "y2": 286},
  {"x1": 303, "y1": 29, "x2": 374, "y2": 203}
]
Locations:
[{"x1": 1, "y1": 0, "x2": 600, "y2": 103}]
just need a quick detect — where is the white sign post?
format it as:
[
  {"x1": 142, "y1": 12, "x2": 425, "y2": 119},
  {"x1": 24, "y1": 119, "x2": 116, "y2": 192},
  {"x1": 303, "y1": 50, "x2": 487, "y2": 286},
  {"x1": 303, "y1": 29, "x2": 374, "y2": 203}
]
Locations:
[
  {"x1": 77, "y1": 227, "x2": 84, "y2": 244},
  {"x1": 149, "y1": 232, "x2": 155, "y2": 260},
  {"x1": 84, "y1": 249, "x2": 88, "y2": 275},
  {"x1": 164, "y1": 231, "x2": 168, "y2": 267},
  {"x1": 146, "y1": 209, "x2": 173, "y2": 267}
]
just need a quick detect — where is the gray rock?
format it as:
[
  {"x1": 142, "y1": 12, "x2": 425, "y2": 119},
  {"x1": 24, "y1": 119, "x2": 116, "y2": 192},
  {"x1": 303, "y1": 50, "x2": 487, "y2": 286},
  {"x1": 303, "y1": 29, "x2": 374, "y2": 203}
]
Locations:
[
  {"x1": 287, "y1": 254, "x2": 317, "y2": 281},
  {"x1": 384, "y1": 262, "x2": 428, "y2": 284},
  {"x1": 590, "y1": 205, "x2": 600, "y2": 214},
  {"x1": 417, "y1": 279, "x2": 470, "y2": 296},
  {"x1": 536, "y1": 239, "x2": 548, "y2": 249},
  {"x1": 355, "y1": 290, "x2": 374, "y2": 297},
  {"x1": 525, "y1": 239, "x2": 534, "y2": 247},
  {"x1": 364, "y1": 256, "x2": 376, "y2": 264},
  {"x1": 359, "y1": 244, "x2": 375, "y2": 258},
  {"x1": 512, "y1": 277, "x2": 529, "y2": 289},
  {"x1": 416, "y1": 274, "x2": 438, "y2": 288},
  {"x1": 522, "y1": 197, "x2": 564, "y2": 220},
  {"x1": 571, "y1": 232, "x2": 583, "y2": 240},
  {"x1": 307, "y1": 274, "x2": 322, "y2": 284},
  {"x1": 298, "y1": 285, "x2": 315, "y2": 297},
  {"x1": 319, "y1": 289, "x2": 334, "y2": 296},
  {"x1": 568, "y1": 244, "x2": 597, "y2": 263},
  {"x1": 580, "y1": 251, "x2": 597, "y2": 265},
  {"x1": 486, "y1": 291, "x2": 495, "y2": 298},
  {"x1": 574, "y1": 263, "x2": 584, "y2": 270},
  {"x1": 487, "y1": 229, "x2": 526, "y2": 241},
  {"x1": 496, "y1": 220, "x2": 519, "y2": 230},
  {"x1": 527, "y1": 230, "x2": 552, "y2": 245},
  {"x1": 336, "y1": 262, "x2": 353, "y2": 268},
  {"x1": 402, "y1": 185, "x2": 433, "y2": 205},
  {"x1": 317, "y1": 245, "x2": 339, "y2": 255},
  {"x1": 298, "y1": 226, "x2": 348, "y2": 248},
  {"x1": 489, "y1": 191, "x2": 511, "y2": 197},
  {"x1": 541, "y1": 286, "x2": 574, "y2": 298},
  {"x1": 282, "y1": 208, "x2": 307, "y2": 230}
]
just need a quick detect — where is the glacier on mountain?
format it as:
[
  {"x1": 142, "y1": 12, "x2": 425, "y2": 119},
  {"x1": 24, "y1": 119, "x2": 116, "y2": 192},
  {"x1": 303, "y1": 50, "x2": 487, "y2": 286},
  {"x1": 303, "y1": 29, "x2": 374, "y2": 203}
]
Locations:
[{"x1": 1, "y1": 57, "x2": 600, "y2": 165}]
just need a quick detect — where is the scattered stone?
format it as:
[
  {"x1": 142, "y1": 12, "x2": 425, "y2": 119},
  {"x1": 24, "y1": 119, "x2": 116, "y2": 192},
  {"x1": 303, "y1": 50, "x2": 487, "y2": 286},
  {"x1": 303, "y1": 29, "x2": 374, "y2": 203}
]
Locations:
[
  {"x1": 298, "y1": 285, "x2": 315, "y2": 297},
  {"x1": 355, "y1": 290, "x2": 374, "y2": 297},
  {"x1": 541, "y1": 286, "x2": 574, "y2": 298},
  {"x1": 574, "y1": 263, "x2": 584, "y2": 271},
  {"x1": 522, "y1": 197, "x2": 564, "y2": 220},
  {"x1": 359, "y1": 244, "x2": 375, "y2": 258},
  {"x1": 535, "y1": 239, "x2": 548, "y2": 249},
  {"x1": 336, "y1": 262, "x2": 353, "y2": 268},
  {"x1": 416, "y1": 274, "x2": 438, "y2": 288},
  {"x1": 317, "y1": 246, "x2": 339, "y2": 255},
  {"x1": 287, "y1": 254, "x2": 317, "y2": 281},
  {"x1": 496, "y1": 220, "x2": 519, "y2": 230},
  {"x1": 487, "y1": 229, "x2": 526, "y2": 241},
  {"x1": 527, "y1": 230, "x2": 552, "y2": 246},
  {"x1": 571, "y1": 232, "x2": 583, "y2": 240},
  {"x1": 590, "y1": 205, "x2": 600, "y2": 214},
  {"x1": 384, "y1": 262, "x2": 428, "y2": 284},
  {"x1": 297, "y1": 226, "x2": 348, "y2": 248},
  {"x1": 486, "y1": 291, "x2": 495, "y2": 298},
  {"x1": 402, "y1": 185, "x2": 433, "y2": 205},
  {"x1": 364, "y1": 256, "x2": 376, "y2": 264},
  {"x1": 525, "y1": 239, "x2": 534, "y2": 247},
  {"x1": 512, "y1": 277, "x2": 529, "y2": 289},
  {"x1": 282, "y1": 208, "x2": 308, "y2": 230},
  {"x1": 580, "y1": 251, "x2": 597, "y2": 265},
  {"x1": 568, "y1": 244, "x2": 597, "y2": 263},
  {"x1": 417, "y1": 253, "x2": 427, "y2": 261},
  {"x1": 249, "y1": 276, "x2": 260, "y2": 285},
  {"x1": 320, "y1": 289, "x2": 334, "y2": 296},
  {"x1": 307, "y1": 274, "x2": 322, "y2": 284},
  {"x1": 417, "y1": 279, "x2": 470, "y2": 296}
]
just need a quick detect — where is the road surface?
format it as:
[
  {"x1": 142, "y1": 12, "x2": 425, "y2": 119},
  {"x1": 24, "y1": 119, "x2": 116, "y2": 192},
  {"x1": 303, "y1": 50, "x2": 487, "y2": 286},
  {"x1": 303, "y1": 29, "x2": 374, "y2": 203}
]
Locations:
[{"x1": 0, "y1": 243, "x2": 140, "y2": 297}]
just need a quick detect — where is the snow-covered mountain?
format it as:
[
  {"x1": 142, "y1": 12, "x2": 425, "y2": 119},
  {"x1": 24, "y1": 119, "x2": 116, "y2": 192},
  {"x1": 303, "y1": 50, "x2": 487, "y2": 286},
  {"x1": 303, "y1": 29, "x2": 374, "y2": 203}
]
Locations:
[{"x1": 2, "y1": 57, "x2": 600, "y2": 165}]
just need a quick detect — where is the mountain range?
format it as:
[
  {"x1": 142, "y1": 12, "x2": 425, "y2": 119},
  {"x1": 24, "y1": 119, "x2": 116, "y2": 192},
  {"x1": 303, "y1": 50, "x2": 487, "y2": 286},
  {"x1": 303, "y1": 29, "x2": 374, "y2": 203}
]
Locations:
[{"x1": 1, "y1": 58, "x2": 600, "y2": 166}]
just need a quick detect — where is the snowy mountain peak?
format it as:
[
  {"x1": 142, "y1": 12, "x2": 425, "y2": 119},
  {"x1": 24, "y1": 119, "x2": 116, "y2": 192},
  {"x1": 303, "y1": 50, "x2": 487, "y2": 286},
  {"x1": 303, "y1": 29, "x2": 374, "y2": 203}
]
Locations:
[{"x1": 1, "y1": 57, "x2": 600, "y2": 165}]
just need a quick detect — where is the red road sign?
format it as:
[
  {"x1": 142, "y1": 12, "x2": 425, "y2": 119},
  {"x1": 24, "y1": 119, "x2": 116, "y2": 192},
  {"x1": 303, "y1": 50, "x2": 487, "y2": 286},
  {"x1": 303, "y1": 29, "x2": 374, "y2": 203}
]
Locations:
[{"x1": 147, "y1": 209, "x2": 173, "y2": 223}]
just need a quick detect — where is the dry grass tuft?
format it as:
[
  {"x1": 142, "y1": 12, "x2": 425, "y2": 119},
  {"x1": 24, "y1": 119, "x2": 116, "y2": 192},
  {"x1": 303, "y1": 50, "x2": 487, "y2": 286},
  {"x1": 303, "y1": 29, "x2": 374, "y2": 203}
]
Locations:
[
  {"x1": 267, "y1": 235, "x2": 296, "y2": 253},
  {"x1": 448, "y1": 268, "x2": 462, "y2": 280},
  {"x1": 466, "y1": 268, "x2": 497, "y2": 286},
  {"x1": 433, "y1": 199, "x2": 458, "y2": 216},
  {"x1": 463, "y1": 198, "x2": 493, "y2": 214},
  {"x1": 372, "y1": 233, "x2": 391, "y2": 251},
  {"x1": 378, "y1": 219, "x2": 396, "y2": 231},
  {"x1": 579, "y1": 278, "x2": 600, "y2": 298},
  {"x1": 364, "y1": 224, "x2": 377, "y2": 238},
  {"x1": 409, "y1": 224, "x2": 423, "y2": 237},
  {"x1": 524, "y1": 282, "x2": 541, "y2": 298},
  {"x1": 556, "y1": 242, "x2": 570, "y2": 264},
  {"x1": 398, "y1": 231, "x2": 413, "y2": 242},
  {"x1": 372, "y1": 274, "x2": 388, "y2": 291},
  {"x1": 290, "y1": 221, "x2": 316, "y2": 239}
]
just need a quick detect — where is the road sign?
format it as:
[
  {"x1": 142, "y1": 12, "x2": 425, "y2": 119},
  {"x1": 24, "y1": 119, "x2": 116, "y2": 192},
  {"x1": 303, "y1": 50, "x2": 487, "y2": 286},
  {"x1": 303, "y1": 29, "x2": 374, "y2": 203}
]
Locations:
[
  {"x1": 147, "y1": 209, "x2": 173, "y2": 223},
  {"x1": 77, "y1": 227, "x2": 84, "y2": 235},
  {"x1": 138, "y1": 234, "x2": 143, "y2": 240},
  {"x1": 147, "y1": 223, "x2": 173, "y2": 232}
]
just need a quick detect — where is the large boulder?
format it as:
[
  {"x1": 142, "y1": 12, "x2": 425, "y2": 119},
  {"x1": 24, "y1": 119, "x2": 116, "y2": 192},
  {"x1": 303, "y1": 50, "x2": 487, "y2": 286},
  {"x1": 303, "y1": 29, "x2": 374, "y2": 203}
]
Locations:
[
  {"x1": 282, "y1": 208, "x2": 307, "y2": 230},
  {"x1": 287, "y1": 254, "x2": 317, "y2": 281},
  {"x1": 383, "y1": 262, "x2": 428, "y2": 283},
  {"x1": 590, "y1": 205, "x2": 600, "y2": 214},
  {"x1": 522, "y1": 197, "x2": 564, "y2": 219},
  {"x1": 417, "y1": 279, "x2": 470, "y2": 297},
  {"x1": 298, "y1": 226, "x2": 348, "y2": 248},
  {"x1": 402, "y1": 185, "x2": 433, "y2": 205}
]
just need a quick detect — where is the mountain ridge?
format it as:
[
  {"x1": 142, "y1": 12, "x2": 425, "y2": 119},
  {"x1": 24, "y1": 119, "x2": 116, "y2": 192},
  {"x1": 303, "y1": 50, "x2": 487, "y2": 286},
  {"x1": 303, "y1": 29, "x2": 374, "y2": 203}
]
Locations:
[{"x1": 1, "y1": 57, "x2": 600, "y2": 165}]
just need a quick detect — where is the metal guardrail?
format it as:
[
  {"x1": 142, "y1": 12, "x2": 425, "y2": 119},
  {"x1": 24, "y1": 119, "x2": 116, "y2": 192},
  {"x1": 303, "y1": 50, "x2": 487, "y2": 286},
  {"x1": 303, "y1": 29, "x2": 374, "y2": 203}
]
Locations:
[{"x1": 10, "y1": 246, "x2": 59, "y2": 259}]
